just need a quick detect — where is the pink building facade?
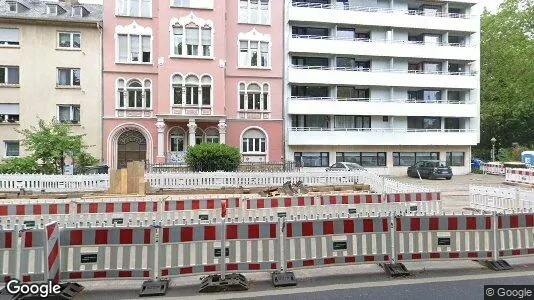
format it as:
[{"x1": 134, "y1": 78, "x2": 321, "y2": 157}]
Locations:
[{"x1": 103, "y1": 0, "x2": 283, "y2": 168}]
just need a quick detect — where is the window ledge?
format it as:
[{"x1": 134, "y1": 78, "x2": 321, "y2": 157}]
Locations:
[
  {"x1": 0, "y1": 84, "x2": 20, "y2": 88},
  {"x1": 237, "y1": 21, "x2": 271, "y2": 26},
  {"x1": 56, "y1": 47, "x2": 82, "y2": 51},
  {"x1": 173, "y1": 105, "x2": 212, "y2": 108},
  {"x1": 0, "y1": 45, "x2": 20, "y2": 49},
  {"x1": 3, "y1": 156, "x2": 20, "y2": 159},
  {"x1": 0, "y1": 122, "x2": 20, "y2": 125},
  {"x1": 56, "y1": 85, "x2": 81, "y2": 89},
  {"x1": 117, "y1": 107, "x2": 153, "y2": 111},
  {"x1": 115, "y1": 14, "x2": 153, "y2": 19},
  {"x1": 238, "y1": 110, "x2": 271, "y2": 113},
  {"x1": 59, "y1": 122, "x2": 81, "y2": 126},
  {"x1": 242, "y1": 152, "x2": 267, "y2": 156},
  {"x1": 238, "y1": 66, "x2": 272, "y2": 70},
  {"x1": 170, "y1": 5, "x2": 213, "y2": 10},
  {"x1": 169, "y1": 55, "x2": 214, "y2": 60},
  {"x1": 115, "y1": 62, "x2": 153, "y2": 66}
]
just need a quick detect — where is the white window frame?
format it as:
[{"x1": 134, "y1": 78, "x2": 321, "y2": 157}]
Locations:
[
  {"x1": 116, "y1": 33, "x2": 152, "y2": 64},
  {"x1": 116, "y1": 79, "x2": 152, "y2": 109},
  {"x1": 116, "y1": 0, "x2": 152, "y2": 18},
  {"x1": 171, "y1": 74, "x2": 213, "y2": 107},
  {"x1": 0, "y1": 104, "x2": 20, "y2": 124},
  {"x1": 170, "y1": 0, "x2": 214, "y2": 9},
  {"x1": 0, "y1": 28, "x2": 20, "y2": 47},
  {"x1": 4, "y1": 141, "x2": 20, "y2": 158},
  {"x1": 238, "y1": 0, "x2": 271, "y2": 25},
  {"x1": 57, "y1": 105, "x2": 80, "y2": 124},
  {"x1": 57, "y1": 68, "x2": 81, "y2": 87},
  {"x1": 238, "y1": 40, "x2": 270, "y2": 69},
  {"x1": 169, "y1": 14, "x2": 214, "y2": 59},
  {"x1": 7, "y1": 1, "x2": 21, "y2": 13},
  {"x1": 72, "y1": 6, "x2": 84, "y2": 17},
  {"x1": 0, "y1": 66, "x2": 19, "y2": 85},
  {"x1": 238, "y1": 82, "x2": 270, "y2": 111},
  {"x1": 46, "y1": 4, "x2": 58, "y2": 15},
  {"x1": 57, "y1": 32, "x2": 81, "y2": 50},
  {"x1": 242, "y1": 137, "x2": 266, "y2": 154}
]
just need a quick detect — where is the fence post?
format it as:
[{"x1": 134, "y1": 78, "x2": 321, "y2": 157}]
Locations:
[
  {"x1": 492, "y1": 212, "x2": 498, "y2": 262},
  {"x1": 389, "y1": 213, "x2": 396, "y2": 264},
  {"x1": 514, "y1": 188, "x2": 520, "y2": 210},
  {"x1": 220, "y1": 217, "x2": 226, "y2": 280},
  {"x1": 279, "y1": 218, "x2": 285, "y2": 272}
]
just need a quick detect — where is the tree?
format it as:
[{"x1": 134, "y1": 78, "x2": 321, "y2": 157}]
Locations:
[
  {"x1": 13, "y1": 119, "x2": 97, "y2": 174},
  {"x1": 476, "y1": 0, "x2": 534, "y2": 159},
  {"x1": 185, "y1": 143, "x2": 241, "y2": 172}
]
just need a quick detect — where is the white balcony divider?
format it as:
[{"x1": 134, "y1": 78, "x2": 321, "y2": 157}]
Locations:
[{"x1": 0, "y1": 174, "x2": 109, "y2": 193}]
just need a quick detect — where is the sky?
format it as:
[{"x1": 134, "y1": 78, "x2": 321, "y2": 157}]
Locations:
[{"x1": 78, "y1": 0, "x2": 505, "y2": 13}]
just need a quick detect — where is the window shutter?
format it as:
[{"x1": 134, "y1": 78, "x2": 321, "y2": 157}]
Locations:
[
  {"x1": 201, "y1": 28, "x2": 211, "y2": 45},
  {"x1": 185, "y1": 27, "x2": 199, "y2": 44},
  {"x1": 118, "y1": 35, "x2": 128, "y2": 61},
  {"x1": 0, "y1": 28, "x2": 19, "y2": 43},
  {"x1": 142, "y1": 36, "x2": 151, "y2": 52}
]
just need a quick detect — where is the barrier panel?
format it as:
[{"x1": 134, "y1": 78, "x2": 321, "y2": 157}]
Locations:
[
  {"x1": 0, "y1": 174, "x2": 109, "y2": 193},
  {"x1": 496, "y1": 213, "x2": 534, "y2": 258},
  {"x1": 505, "y1": 168, "x2": 534, "y2": 186},
  {"x1": 483, "y1": 163, "x2": 506, "y2": 176},
  {"x1": 470, "y1": 185, "x2": 534, "y2": 212},
  {"x1": 395, "y1": 214, "x2": 494, "y2": 262},
  {"x1": 0, "y1": 227, "x2": 17, "y2": 283},
  {"x1": 19, "y1": 227, "x2": 46, "y2": 282},
  {"x1": 283, "y1": 216, "x2": 391, "y2": 270},
  {"x1": 0, "y1": 201, "x2": 70, "y2": 216}
]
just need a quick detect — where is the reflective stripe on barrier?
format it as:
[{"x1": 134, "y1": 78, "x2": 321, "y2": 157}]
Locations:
[
  {"x1": 59, "y1": 227, "x2": 155, "y2": 281},
  {"x1": 395, "y1": 215, "x2": 494, "y2": 261},
  {"x1": 0, "y1": 203, "x2": 70, "y2": 216},
  {"x1": 246, "y1": 196, "x2": 316, "y2": 209},
  {"x1": 45, "y1": 222, "x2": 60, "y2": 284},
  {"x1": 0, "y1": 228, "x2": 16, "y2": 283},
  {"x1": 76, "y1": 201, "x2": 159, "y2": 214},
  {"x1": 320, "y1": 194, "x2": 380, "y2": 205},
  {"x1": 497, "y1": 213, "x2": 534, "y2": 257},
  {"x1": 164, "y1": 197, "x2": 240, "y2": 211},
  {"x1": 284, "y1": 217, "x2": 390, "y2": 269},
  {"x1": 20, "y1": 228, "x2": 46, "y2": 282},
  {"x1": 386, "y1": 192, "x2": 441, "y2": 203}
]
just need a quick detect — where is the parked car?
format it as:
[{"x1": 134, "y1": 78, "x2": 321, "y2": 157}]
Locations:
[
  {"x1": 407, "y1": 160, "x2": 452, "y2": 180},
  {"x1": 325, "y1": 162, "x2": 366, "y2": 172}
]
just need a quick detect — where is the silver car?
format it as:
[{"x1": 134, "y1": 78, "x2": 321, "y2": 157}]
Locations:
[{"x1": 325, "y1": 162, "x2": 366, "y2": 171}]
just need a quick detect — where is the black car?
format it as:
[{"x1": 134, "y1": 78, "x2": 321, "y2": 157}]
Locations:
[{"x1": 407, "y1": 160, "x2": 452, "y2": 180}]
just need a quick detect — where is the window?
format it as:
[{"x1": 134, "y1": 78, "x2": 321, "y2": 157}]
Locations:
[
  {"x1": 171, "y1": 0, "x2": 214, "y2": 9},
  {"x1": 334, "y1": 116, "x2": 371, "y2": 129},
  {"x1": 239, "y1": 0, "x2": 270, "y2": 25},
  {"x1": 0, "y1": 104, "x2": 19, "y2": 123},
  {"x1": 241, "y1": 129, "x2": 266, "y2": 154},
  {"x1": 239, "y1": 40, "x2": 270, "y2": 68},
  {"x1": 116, "y1": 0, "x2": 152, "y2": 17},
  {"x1": 72, "y1": 6, "x2": 85, "y2": 17},
  {"x1": 7, "y1": 1, "x2": 26, "y2": 13},
  {"x1": 291, "y1": 85, "x2": 329, "y2": 98},
  {"x1": 172, "y1": 74, "x2": 212, "y2": 106},
  {"x1": 445, "y1": 118, "x2": 461, "y2": 130},
  {"x1": 172, "y1": 23, "x2": 212, "y2": 57},
  {"x1": 393, "y1": 152, "x2": 439, "y2": 166},
  {"x1": 0, "y1": 66, "x2": 19, "y2": 85},
  {"x1": 337, "y1": 87, "x2": 369, "y2": 100},
  {"x1": 117, "y1": 34, "x2": 151, "y2": 63},
  {"x1": 0, "y1": 28, "x2": 19, "y2": 46},
  {"x1": 292, "y1": 56, "x2": 329, "y2": 67},
  {"x1": 292, "y1": 26, "x2": 329, "y2": 37},
  {"x1": 446, "y1": 152, "x2": 465, "y2": 166},
  {"x1": 336, "y1": 152, "x2": 386, "y2": 167},
  {"x1": 47, "y1": 4, "x2": 58, "y2": 14},
  {"x1": 117, "y1": 79, "x2": 152, "y2": 109},
  {"x1": 407, "y1": 117, "x2": 441, "y2": 130},
  {"x1": 4, "y1": 141, "x2": 19, "y2": 157},
  {"x1": 292, "y1": 115, "x2": 329, "y2": 129},
  {"x1": 205, "y1": 128, "x2": 220, "y2": 144},
  {"x1": 57, "y1": 68, "x2": 80, "y2": 87},
  {"x1": 336, "y1": 58, "x2": 370, "y2": 71},
  {"x1": 407, "y1": 90, "x2": 442, "y2": 102},
  {"x1": 239, "y1": 83, "x2": 269, "y2": 111},
  {"x1": 58, "y1": 32, "x2": 81, "y2": 49},
  {"x1": 294, "y1": 152, "x2": 329, "y2": 167},
  {"x1": 57, "y1": 105, "x2": 80, "y2": 124}
]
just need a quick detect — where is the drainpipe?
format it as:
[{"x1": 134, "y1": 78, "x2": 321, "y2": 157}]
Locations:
[
  {"x1": 98, "y1": 21, "x2": 104, "y2": 165},
  {"x1": 283, "y1": 0, "x2": 289, "y2": 163}
]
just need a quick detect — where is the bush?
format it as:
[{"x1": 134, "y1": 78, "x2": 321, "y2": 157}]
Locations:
[
  {"x1": 185, "y1": 143, "x2": 241, "y2": 172},
  {"x1": 0, "y1": 157, "x2": 39, "y2": 174}
]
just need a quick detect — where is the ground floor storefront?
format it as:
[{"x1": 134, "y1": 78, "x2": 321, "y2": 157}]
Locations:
[
  {"x1": 288, "y1": 145, "x2": 472, "y2": 176},
  {"x1": 103, "y1": 117, "x2": 283, "y2": 169}
]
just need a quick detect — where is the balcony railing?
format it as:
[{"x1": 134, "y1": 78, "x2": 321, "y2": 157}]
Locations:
[
  {"x1": 291, "y1": 34, "x2": 473, "y2": 48},
  {"x1": 291, "y1": 1, "x2": 472, "y2": 19},
  {"x1": 291, "y1": 65, "x2": 477, "y2": 76},
  {"x1": 289, "y1": 96, "x2": 474, "y2": 104},
  {"x1": 290, "y1": 127, "x2": 476, "y2": 133}
]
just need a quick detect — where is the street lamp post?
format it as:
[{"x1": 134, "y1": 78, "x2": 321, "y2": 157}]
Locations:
[{"x1": 491, "y1": 137, "x2": 497, "y2": 162}]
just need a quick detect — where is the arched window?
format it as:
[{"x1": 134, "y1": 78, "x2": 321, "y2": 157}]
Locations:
[
  {"x1": 169, "y1": 127, "x2": 186, "y2": 152},
  {"x1": 195, "y1": 128, "x2": 205, "y2": 145},
  {"x1": 172, "y1": 74, "x2": 212, "y2": 107},
  {"x1": 242, "y1": 128, "x2": 266, "y2": 154},
  {"x1": 239, "y1": 83, "x2": 269, "y2": 111},
  {"x1": 171, "y1": 17, "x2": 212, "y2": 57},
  {"x1": 118, "y1": 79, "x2": 152, "y2": 109},
  {"x1": 205, "y1": 127, "x2": 220, "y2": 144}
]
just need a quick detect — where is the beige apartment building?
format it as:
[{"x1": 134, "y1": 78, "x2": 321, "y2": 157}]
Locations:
[{"x1": 0, "y1": 0, "x2": 102, "y2": 160}]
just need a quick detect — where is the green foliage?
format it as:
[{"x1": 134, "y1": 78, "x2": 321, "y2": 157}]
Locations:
[
  {"x1": 497, "y1": 145, "x2": 529, "y2": 162},
  {"x1": 16, "y1": 119, "x2": 97, "y2": 174},
  {"x1": 185, "y1": 143, "x2": 241, "y2": 172},
  {"x1": 0, "y1": 157, "x2": 39, "y2": 174},
  {"x1": 476, "y1": 0, "x2": 534, "y2": 154}
]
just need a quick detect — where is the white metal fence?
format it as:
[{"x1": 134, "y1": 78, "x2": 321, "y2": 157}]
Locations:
[
  {"x1": 470, "y1": 185, "x2": 534, "y2": 212},
  {"x1": 0, "y1": 174, "x2": 109, "y2": 193}
]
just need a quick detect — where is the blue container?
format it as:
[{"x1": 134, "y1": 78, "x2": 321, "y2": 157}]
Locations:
[{"x1": 521, "y1": 151, "x2": 534, "y2": 167}]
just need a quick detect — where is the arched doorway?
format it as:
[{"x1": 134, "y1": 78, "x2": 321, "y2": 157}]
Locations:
[{"x1": 117, "y1": 130, "x2": 147, "y2": 169}]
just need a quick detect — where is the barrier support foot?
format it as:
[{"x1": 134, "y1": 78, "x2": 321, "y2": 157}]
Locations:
[
  {"x1": 139, "y1": 280, "x2": 169, "y2": 297},
  {"x1": 272, "y1": 271, "x2": 297, "y2": 287},
  {"x1": 477, "y1": 260, "x2": 513, "y2": 271},
  {"x1": 380, "y1": 263, "x2": 410, "y2": 277},
  {"x1": 199, "y1": 274, "x2": 248, "y2": 293}
]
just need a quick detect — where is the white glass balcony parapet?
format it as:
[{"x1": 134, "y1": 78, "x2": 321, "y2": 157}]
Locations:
[
  {"x1": 289, "y1": 96, "x2": 475, "y2": 104},
  {"x1": 291, "y1": 34, "x2": 475, "y2": 48},
  {"x1": 291, "y1": 65, "x2": 477, "y2": 76}
]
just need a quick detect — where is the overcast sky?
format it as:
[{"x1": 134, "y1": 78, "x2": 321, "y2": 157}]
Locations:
[{"x1": 78, "y1": 0, "x2": 505, "y2": 13}]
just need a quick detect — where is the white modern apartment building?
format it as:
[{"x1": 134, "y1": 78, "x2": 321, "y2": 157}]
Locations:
[{"x1": 284, "y1": 0, "x2": 480, "y2": 175}]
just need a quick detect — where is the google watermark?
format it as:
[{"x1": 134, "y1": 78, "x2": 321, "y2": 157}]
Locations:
[
  {"x1": 485, "y1": 285, "x2": 534, "y2": 299},
  {"x1": 3, "y1": 280, "x2": 61, "y2": 298}
]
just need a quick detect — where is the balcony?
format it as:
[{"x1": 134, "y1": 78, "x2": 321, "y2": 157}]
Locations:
[
  {"x1": 288, "y1": 66, "x2": 479, "y2": 89},
  {"x1": 287, "y1": 128, "x2": 478, "y2": 146},
  {"x1": 287, "y1": 97, "x2": 478, "y2": 118},
  {"x1": 289, "y1": 2, "x2": 479, "y2": 33},
  {"x1": 289, "y1": 35, "x2": 478, "y2": 61}
]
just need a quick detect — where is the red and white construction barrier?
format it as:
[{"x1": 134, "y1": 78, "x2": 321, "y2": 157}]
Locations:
[
  {"x1": 505, "y1": 168, "x2": 534, "y2": 186},
  {"x1": 483, "y1": 163, "x2": 506, "y2": 176},
  {"x1": 45, "y1": 222, "x2": 60, "y2": 284}
]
